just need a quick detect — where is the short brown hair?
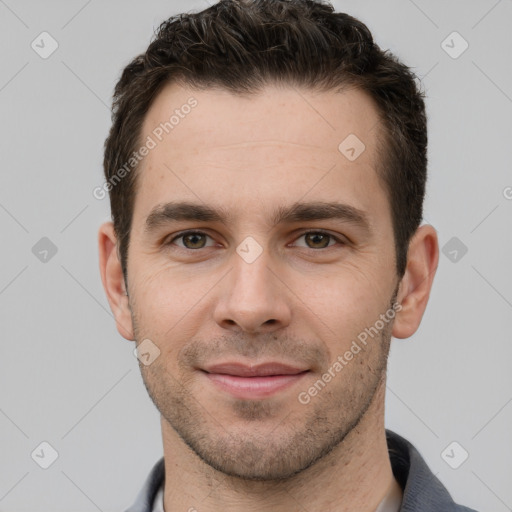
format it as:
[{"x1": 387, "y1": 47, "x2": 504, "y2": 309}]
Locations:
[{"x1": 103, "y1": 0, "x2": 427, "y2": 281}]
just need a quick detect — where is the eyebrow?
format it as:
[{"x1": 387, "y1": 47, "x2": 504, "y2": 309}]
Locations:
[{"x1": 143, "y1": 200, "x2": 371, "y2": 234}]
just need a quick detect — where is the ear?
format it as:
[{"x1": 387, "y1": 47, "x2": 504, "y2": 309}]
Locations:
[
  {"x1": 392, "y1": 224, "x2": 439, "y2": 339},
  {"x1": 98, "y1": 221, "x2": 135, "y2": 341}
]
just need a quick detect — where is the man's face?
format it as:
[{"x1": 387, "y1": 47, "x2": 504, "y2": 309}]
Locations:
[{"x1": 126, "y1": 83, "x2": 400, "y2": 479}]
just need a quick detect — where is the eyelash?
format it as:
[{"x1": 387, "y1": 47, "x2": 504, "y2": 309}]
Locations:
[{"x1": 165, "y1": 229, "x2": 346, "y2": 250}]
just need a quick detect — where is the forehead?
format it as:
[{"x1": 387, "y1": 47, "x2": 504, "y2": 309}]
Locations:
[
  {"x1": 133, "y1": 82, "x2": 388, "y2": 228},
  {"x1": 142, "y1": 82, "x2": 381, "y2": 156}
]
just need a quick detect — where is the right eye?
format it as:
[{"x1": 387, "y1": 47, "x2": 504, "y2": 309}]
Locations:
[{"x1": 166, "y1": 231, "x2": 216, "y2": 250}]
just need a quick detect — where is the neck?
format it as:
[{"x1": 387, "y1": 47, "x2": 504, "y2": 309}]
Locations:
[{"x1": 161, "y1": 377, "x2": 396, "y2": 512}]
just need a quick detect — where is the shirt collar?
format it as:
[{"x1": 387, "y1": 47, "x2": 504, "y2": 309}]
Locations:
[{"x1": 125, "y1": 429, "x2": 477, "y2": 512}]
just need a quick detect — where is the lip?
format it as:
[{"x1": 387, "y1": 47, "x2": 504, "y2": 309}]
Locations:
[
  {"x1": 204, "y1": 362, "x2": 308, "y2": 377},
  {"x1": 201, "y1": 362, "x2": 310, "y2": 399}
]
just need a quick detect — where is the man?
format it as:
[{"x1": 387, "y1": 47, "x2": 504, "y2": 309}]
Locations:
[{"x1": 98, "y1": 1, "x2": 478, "y2": 510}]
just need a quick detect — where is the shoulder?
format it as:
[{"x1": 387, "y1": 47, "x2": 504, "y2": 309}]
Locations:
[
  {"x1": 386, "y1": 430, "x2": 479, "y2": 512},
  {"x1": 124, "y1": 457, "x2": 165, "y2": 512}
]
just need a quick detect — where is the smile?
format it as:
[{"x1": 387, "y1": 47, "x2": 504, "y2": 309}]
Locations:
[{"x1": 201, "y1": 362, "x2": 310, "y2": 399}]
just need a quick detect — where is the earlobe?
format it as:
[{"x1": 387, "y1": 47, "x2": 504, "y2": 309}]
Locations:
[
  {"x1": 98, "y1": 221, "x2": 135, "y2": 341},
  {"x1": 392, "y1": 224, "x2": 439, "y2": 339}
]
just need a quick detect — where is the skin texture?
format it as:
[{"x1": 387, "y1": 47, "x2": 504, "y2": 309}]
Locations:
[{"x1": 98, "y1": 83, "x2": 439, "y2": 511}]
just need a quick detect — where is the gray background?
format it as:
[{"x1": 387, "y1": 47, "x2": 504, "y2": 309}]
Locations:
[{"x1": 0, "y1": 0, "x2": 511, "y2": 510}]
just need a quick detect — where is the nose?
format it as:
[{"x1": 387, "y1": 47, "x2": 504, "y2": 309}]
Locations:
[{"x1": 213, "y1": 245, "x2": 292, "y2": 334}]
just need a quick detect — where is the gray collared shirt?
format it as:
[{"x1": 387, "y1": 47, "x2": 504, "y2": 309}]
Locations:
[{"x1": 125, "y1": 430, "x2": 479, "y2": 512}]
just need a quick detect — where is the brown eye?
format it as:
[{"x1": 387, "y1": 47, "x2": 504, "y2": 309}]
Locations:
[
  {"x1": 303, "y1": 232, "x2": 332, "y2": 249},
  {"x1": 169, "y1": 231, "x2": 213, "y2": 249},
  {"x1": 182, "y1": 233, "x2": 207, "y2": 249}
]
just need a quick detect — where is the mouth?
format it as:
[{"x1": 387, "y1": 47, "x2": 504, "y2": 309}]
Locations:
[{"x1": 200, "y1": 362, "x2": 310, "y2": 400}]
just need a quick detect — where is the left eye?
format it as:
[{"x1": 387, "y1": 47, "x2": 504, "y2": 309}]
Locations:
[
  {"x1": 293, "y1": 231, "x2": 340, "y2": 249},
  {"x1": 167, "y1": 230, "x2": 342, "y2": 250}
]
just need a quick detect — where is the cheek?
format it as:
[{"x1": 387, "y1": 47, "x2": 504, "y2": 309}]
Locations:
[
  {"x1": 290, "y1": 266, "x2": 392, "y2": 352},
  {"x1": 129, "y1": 272, "x2": 197, "y2": 356},
  {"x1": 292, "y1": 264, "x2": 385, "y2": 316},
  {"x1": 132, "y1": 266, "x2": 195, "y2": 317}
]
